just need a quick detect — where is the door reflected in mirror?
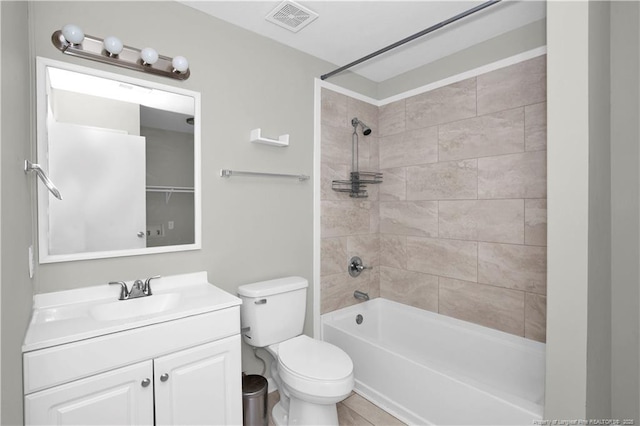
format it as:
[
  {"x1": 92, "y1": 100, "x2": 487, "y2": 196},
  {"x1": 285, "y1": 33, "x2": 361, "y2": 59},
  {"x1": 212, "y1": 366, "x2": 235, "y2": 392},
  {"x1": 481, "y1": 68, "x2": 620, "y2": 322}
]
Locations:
[{"x1": 36, "y1": 57, "x2": 201, "y2": 263}]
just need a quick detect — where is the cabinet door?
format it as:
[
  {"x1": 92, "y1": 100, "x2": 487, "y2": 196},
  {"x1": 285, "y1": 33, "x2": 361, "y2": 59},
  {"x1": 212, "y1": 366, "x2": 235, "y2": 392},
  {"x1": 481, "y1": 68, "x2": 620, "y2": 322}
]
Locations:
[
  {"x1": 154, "y1": 335, "x2": 242, "y2": 426},
  {"x1": 25, "y1": 361, "x2": 154, "y2": 426}
]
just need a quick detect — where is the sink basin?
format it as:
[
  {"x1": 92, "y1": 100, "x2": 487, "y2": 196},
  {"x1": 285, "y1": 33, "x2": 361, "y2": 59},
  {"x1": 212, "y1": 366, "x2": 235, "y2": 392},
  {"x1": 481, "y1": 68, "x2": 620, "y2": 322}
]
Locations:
[{"x1": 90, "y1": 293, "x2": 181, "y2": 321}]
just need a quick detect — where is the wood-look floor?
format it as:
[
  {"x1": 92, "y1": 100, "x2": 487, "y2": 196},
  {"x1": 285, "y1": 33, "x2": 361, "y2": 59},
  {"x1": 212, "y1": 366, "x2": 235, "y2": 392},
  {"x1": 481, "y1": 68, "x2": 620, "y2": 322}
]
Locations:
[{"x1": 267, "y1": 391, "x2": 406, "y2": 426}]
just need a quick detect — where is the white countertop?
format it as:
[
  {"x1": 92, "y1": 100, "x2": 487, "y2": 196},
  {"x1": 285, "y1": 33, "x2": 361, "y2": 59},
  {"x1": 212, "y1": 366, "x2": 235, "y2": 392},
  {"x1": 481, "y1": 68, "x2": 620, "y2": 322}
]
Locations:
[{"x1": 23, "y1": 271, "x2": 242, "y2": 352}]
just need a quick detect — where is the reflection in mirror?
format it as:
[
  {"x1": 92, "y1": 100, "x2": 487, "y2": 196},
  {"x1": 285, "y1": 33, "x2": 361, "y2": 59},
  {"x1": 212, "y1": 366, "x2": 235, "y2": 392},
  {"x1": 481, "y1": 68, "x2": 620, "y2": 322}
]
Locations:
[{"x1": 36, "y1": 57, "x2": 201, "y2": 263}]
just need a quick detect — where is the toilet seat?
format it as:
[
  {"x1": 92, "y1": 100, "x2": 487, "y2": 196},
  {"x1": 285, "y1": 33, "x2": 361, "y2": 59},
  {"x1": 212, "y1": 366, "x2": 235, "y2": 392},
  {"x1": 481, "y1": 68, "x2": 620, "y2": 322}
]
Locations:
[
  {"x1": 279, "y1": 335, "x2": 353, "y2": 381},
  {"x1": 276, "y1": 335, "x2": 354, "y2": 399}
]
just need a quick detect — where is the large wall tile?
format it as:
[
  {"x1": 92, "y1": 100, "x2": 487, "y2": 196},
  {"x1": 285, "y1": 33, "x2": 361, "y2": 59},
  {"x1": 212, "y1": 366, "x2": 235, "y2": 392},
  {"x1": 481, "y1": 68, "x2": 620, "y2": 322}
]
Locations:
[
  {"x1": 379, "y1": 99, "x2": 405, "y2": 137},
  {"x1": 321, "y1": 124, "x2": 353, "y2": 167},
  {"x1": 347, "y1": 234, "x2": 380, "y2": 267},
  {"x1": 380, "y1": 266, "x2": 438, "y2": 312},
  {"x1": 406, "y1": 78, "x2": 476, "y2": 129},
  {"x1": 321, "y1": 200, "x2": 373, "y2": 237},
  {"x1": 478, "y1": 151, "x2": 546, "y2": 199},
  {"x1": 379, "y1": 167, "x2": 406, "y2": 201},
  {"x1": 321, "y1": 237, "x2": 347, "y2": 276},
  {"x1": 525, "y1": 199, "x2": 547, "y2": 246},
  {"x1": 439, "y1": 277, "x2": 525, "y2": 336},
  {"x1": 478, "y1": 242, "x2": 547, "y2": 294},
  {"x1": 321, "y1": 163, "x2": 350, "y2": 201},
  {"x1": 321, "y1": 272, "x2": 378, "y2": 314},
  {"x1": 321, "y1": 88, "x2": 347, "y2": 127},
  {"x1": 379, "y1": 127, "x2": 438, "y2": 169},
  {"x1": 380, "y1": 201, "x2": 438, "y2": 237},
  {"x1": 407, "y1": 237, "x2": 477, "y2": 282},
  {"x1": 407, "y1": 159, "x2": 478, "y2": 200},
  {"x1": 348, "y1": 97, "x2": 378, "y2": 137},
  {"x1": 369, "y1": 136, "x2": 380, "y2": 171},
  {"x1": 477, "y1": 55, "x2": 547, "y2": 115},
  {"x1": 439, "y1": 199, "x2": 524, "y2": 244},
  {"x1": 525, "y1": 102, "x2": 547, "y2": 151},
  {"x1": 380, "y1": 234, "x2": 407, "y2": 269},
  {"x1": 525, "y1": 293, "x2": 547, "y2": 342},
  {"x1": 355, "y1": 135, "x2": 372, "y2": 171},
  {"x1": 369, "y1": 201, "x2": 380, "y2": 234},
  {"x1": 438, "y1": 108, "x2": 525, "y2": 161}
]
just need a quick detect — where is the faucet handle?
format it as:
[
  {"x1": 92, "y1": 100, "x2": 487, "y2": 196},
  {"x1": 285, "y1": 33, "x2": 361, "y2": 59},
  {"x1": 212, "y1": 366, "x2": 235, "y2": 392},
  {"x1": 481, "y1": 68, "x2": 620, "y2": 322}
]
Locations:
[
  {"x1": 144, "y1": 275, "x2": 161, "y2": 296},
  {"x1": 109, "y1": 281, "x2": 129, "y2": 300}
]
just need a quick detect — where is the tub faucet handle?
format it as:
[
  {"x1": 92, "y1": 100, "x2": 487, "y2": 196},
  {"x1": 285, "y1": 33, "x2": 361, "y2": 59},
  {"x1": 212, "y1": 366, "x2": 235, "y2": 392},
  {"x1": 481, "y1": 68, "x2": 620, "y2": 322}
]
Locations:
[{"x1": 349, "y1": 256, "x2": 372, "y2": 277}]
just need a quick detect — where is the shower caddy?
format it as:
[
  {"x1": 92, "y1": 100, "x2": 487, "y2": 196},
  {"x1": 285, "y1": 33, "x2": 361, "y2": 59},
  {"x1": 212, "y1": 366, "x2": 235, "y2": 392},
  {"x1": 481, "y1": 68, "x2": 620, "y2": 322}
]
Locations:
[{"x1": 331, "y1": 117, "x2": 382, "y2": 198}]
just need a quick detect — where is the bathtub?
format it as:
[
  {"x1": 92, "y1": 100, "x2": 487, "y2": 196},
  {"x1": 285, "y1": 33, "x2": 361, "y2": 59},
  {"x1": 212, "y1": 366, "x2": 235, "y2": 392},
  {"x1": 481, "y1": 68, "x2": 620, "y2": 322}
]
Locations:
[{"x1": 321, "y1": 298, "x2": 545, "y2": 425}]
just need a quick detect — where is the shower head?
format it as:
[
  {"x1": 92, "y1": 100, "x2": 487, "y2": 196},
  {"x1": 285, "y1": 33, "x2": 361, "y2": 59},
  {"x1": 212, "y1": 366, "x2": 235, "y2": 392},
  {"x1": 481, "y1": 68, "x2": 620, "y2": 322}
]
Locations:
[{"x1": 351, "y1": 117, "x2": 372, "y2": 136}]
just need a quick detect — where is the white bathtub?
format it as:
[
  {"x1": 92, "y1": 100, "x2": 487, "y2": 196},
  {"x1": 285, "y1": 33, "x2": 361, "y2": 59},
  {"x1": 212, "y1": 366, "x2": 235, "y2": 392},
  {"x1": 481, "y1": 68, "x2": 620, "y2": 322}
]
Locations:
[{"x1": 322, "y1": 298, "x2": 545, "y2": 425}]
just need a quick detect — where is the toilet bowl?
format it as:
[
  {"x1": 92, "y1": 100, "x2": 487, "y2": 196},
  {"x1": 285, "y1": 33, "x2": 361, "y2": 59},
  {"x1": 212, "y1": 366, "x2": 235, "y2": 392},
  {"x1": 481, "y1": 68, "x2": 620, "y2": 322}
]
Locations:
[
  {"x1": 237, "y1": 277, "x2": 354, "y2": 425},
  {"x1": 268, "y1": 336, "x2": 354, "y2": 425}
]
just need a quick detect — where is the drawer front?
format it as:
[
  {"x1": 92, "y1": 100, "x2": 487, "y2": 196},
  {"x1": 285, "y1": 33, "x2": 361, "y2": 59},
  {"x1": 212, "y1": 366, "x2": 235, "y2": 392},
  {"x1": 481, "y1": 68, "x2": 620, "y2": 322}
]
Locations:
[{"x1": 24, "y1": 306, "x2": 239, "y2": 394}]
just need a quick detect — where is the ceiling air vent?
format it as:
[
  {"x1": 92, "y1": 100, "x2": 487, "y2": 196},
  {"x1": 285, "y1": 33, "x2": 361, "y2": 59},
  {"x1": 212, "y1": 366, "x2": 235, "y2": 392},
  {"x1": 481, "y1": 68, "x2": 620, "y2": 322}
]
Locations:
[{"x1": 265, "y1": 0, "x2": 319, "y2": 33}]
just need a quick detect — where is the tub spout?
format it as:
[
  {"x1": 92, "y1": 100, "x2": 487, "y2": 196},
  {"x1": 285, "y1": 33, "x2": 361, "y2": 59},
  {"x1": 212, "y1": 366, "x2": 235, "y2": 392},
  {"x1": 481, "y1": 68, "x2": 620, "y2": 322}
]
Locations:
[{"x1": 354, "y1": 290, "x2": 370, "y2": 301}]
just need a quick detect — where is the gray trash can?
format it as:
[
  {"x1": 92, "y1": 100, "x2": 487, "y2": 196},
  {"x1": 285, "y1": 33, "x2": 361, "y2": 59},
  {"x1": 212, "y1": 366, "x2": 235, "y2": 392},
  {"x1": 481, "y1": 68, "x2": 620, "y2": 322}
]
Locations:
[{"x1": 242, "y1": 374, "x2": 268, "y2": 426}]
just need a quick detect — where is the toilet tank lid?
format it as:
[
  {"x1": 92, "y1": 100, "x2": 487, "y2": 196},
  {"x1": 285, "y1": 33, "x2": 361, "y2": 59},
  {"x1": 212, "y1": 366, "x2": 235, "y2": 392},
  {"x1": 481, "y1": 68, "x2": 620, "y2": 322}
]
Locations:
[{"x1": 237, "y1": 276, "x2": 308, "y2": 298}]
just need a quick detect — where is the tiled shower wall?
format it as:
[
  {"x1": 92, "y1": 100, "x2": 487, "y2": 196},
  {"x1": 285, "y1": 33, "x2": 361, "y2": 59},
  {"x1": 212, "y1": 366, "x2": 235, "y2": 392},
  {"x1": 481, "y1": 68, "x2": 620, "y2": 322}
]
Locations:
[
  {"x1": 320, "y1": 91, "x2": 381, "y2": 313},
  {"x1": 320, "y1": 55, "x2": 547, "y2": 342}
]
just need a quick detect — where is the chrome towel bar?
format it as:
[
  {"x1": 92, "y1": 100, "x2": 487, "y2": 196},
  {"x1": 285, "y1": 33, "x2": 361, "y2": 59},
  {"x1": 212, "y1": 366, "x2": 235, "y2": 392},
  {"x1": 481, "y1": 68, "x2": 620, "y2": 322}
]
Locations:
[{"x1": 220, "y1": 169, "x2": 309, "y2": 181}]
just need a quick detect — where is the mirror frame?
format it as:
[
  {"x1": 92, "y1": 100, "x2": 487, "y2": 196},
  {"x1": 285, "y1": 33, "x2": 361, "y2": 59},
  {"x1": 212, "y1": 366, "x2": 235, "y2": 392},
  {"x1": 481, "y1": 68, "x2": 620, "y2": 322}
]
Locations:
[{"x1": 36, "y1": 57, "x2": 202, "y2": 263}]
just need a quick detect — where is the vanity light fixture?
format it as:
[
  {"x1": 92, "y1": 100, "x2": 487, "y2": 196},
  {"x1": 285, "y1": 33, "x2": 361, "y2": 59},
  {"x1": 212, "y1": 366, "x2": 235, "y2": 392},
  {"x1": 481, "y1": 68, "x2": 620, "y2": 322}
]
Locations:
[{"x1": 52, "y1": 24, "x2": 190, "y2": 80}]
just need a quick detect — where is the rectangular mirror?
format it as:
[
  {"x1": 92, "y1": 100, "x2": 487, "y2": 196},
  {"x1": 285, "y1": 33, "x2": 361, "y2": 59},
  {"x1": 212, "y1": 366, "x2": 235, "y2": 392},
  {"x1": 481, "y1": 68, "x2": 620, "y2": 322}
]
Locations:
[{"x1": 36, "y1": 57, "x2": 201, "y2": 263}]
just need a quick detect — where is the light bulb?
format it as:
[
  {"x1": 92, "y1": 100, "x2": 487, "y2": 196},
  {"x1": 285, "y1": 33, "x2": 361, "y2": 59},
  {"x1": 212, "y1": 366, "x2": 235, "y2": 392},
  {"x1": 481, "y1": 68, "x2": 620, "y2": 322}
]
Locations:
[
  {"x1": 172, "y1": 56, "x2": 189, "y2": 73},
  {"x1": 103, "y1": 36, "x2": 123, "y2": 56},
  {"x1": 61, "y1": 24, "x2": 84, "y2": 45},
  {"x1": 140, "y1": 47, "x2": 159, "y2": 65}
]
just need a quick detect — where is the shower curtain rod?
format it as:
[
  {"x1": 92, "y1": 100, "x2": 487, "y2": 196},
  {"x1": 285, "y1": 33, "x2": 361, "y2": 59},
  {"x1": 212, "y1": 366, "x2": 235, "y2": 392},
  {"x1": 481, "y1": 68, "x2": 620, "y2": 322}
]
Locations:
[{"x1": 320, "y1": 0, "x2": 502, "y2": 81}]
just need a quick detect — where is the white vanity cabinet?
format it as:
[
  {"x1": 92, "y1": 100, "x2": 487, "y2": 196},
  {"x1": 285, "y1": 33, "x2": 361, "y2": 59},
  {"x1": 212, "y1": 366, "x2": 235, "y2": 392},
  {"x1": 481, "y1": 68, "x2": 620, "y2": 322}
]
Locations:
[
  {"x1": 22, "y1": 273, "x2": 243, "y2": 426},
  {"x1": 25, "y1": 335, "x2": 241, "y2": 426}
]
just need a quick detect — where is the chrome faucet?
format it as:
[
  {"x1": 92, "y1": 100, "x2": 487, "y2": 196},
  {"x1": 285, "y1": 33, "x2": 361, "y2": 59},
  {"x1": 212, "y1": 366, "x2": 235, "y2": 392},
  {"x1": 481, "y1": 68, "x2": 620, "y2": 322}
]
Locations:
[
  {"x1": 128, "y1": 280, "x2": 146, "y2": 298},
  {"x1": 354, "y1": 290, "x2": 370, "y2": 301},
  {"x1": 109, "y1": 276, "x2": 161, "y2": 300}
]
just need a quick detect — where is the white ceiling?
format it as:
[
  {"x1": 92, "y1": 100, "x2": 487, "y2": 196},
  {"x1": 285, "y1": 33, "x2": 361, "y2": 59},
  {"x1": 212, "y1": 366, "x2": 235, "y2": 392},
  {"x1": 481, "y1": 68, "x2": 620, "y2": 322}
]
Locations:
[{"x1": 181, "y1": 0, "x2": 546, "y2": 82}]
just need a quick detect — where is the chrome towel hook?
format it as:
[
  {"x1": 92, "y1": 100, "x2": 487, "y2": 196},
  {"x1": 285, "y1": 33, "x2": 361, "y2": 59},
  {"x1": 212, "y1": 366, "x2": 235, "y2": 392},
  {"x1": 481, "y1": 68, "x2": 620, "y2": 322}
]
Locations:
[{"x1": 24, "y1": 160, "x2": 63, "y2": 200}]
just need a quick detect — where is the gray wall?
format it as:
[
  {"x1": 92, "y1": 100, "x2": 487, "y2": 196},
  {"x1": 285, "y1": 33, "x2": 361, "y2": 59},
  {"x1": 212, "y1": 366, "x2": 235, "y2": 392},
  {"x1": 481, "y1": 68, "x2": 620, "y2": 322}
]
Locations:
[
  {"x1": 546, "y1": 1, "x2": 640, "y2": 419},
  {"x1": 610, "y1": 1, "x2": 640, "y2": 420},
  {"x1": 586, "y1": 0, "x2": 612, "y2": 418},
  {"x1": 1, "y1": 2, "x2": 35, "y2": 425},
  {"x1": 545, "y1": 0, "x2": 590, "y2": 417}
]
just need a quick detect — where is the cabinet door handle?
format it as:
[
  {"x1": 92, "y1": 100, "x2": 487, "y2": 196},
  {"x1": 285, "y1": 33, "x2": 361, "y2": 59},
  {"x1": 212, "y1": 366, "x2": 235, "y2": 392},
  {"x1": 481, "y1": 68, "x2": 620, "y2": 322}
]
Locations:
[
  {"x1": 141, "y1": 378, "x2": 151, "y2": 387},
  {"x1": 160, "y1": 373, "x2": 169, "y2": 382}
]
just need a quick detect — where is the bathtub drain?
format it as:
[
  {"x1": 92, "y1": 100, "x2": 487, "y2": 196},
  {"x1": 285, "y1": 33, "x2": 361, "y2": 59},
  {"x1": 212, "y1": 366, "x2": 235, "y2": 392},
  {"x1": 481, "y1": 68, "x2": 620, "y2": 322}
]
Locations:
[{"x1": 356, "y1": 314, "x2": 363, "y2": 325}]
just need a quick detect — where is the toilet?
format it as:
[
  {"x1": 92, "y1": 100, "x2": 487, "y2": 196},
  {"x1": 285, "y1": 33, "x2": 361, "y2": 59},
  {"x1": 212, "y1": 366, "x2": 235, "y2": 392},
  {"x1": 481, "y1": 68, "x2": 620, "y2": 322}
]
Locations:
[{"x1": 237, "y1": 276, "x2": 354, "y2": 426}]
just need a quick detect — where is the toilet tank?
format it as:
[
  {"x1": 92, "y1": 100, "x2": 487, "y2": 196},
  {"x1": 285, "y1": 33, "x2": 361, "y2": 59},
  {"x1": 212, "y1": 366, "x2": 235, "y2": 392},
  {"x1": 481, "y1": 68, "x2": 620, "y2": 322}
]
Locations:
[{"x1": 237, "y1": 276, "x2": 308, "y2": 347}]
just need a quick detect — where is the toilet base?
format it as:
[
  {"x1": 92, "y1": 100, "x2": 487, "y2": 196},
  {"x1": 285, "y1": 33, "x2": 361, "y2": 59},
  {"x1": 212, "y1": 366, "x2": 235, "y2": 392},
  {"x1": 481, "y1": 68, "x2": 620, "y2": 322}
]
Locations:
[
  {"x1": 271, "y1": 397, "x2": 339, "y2": 426},
  {"x1": 289, "y1": 396, "x2": 339, "y2": 425},
  {"x1": 271, "y1": 401, "x2": 288, "y2": 426}
]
